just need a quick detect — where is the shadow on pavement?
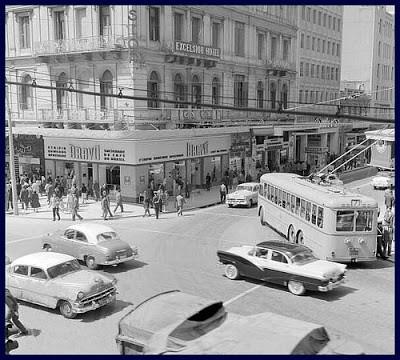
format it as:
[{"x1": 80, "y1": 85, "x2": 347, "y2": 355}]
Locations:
[
  {"x1": 346, "y1": 257, "x2": 395, "y2": 270},
  {"x1": 102, "y1": 260, "x2": 148, "y2": 274},
  {"x1": 80, "y1": 299, "x2": 133, "y2": 323}
]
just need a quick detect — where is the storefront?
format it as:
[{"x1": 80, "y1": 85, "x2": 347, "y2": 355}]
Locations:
[{"x1": 264, "y1": 137, "x2": 287, "y2": 171}]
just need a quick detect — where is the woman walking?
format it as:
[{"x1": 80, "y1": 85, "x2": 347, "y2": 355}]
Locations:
[
  {"x1": 81, "y1": 183, "x2": 87, "y2": 204},
  {"x1": 30, "y1": 190, "x2": 40, "y2": 213},
  {"x1": 20, "y1": 185, "x2": 29, "y2": 212}
]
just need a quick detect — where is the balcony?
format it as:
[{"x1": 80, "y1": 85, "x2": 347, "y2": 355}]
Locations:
[
  {"x1": 33, "y1": 35, "x2": 128, "y2": 56},
  {"x1": 266, "y1": 59, "x2": 296, "y2": 74}
]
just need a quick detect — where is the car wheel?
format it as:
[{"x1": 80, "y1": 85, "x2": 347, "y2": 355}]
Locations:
[
  {"x1": 288, "y1": 225, "x2": 295, "y2": 243},
  {"x1": 248, "y1": 199, "x2": 253, "y2": 208},
  {"x1": 43, "y1": 244, "x2": 52, "y2": 252},
  {"x1": 85, "y1": 256, "x2": 99, "y2": 270},
  {"x1": 297, "y1": 230, "x2": 304, "y2": 244},
  {"x1": 225, "y1": 264, "x2": 240, "y2": 280},
  {"x1": 59, "y1": 300, "x2": 77, "y2": 319},
  {"x1": 373, "y1": 186, "x2": 377, "y2": 190},
  {"x1": 288, "y1": 280, "x2": 306, "y2": 296}
]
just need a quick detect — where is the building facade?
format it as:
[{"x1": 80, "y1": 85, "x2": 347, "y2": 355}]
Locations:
[{"x1": 341, "y1": 6, "x2": 394, "y2": 119}]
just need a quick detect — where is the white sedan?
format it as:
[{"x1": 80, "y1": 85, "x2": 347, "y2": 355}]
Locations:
[
  {"x1": 371, "y1": 171, "x2": 395, "y2": 189},
  {"x1": 226, "y1": 182, "x2": 260, "y2": 208}
]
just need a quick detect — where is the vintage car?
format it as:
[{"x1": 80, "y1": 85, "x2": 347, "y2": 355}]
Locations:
[
  {"x1": 6, "y1": 252, "x2": 117, "y2": 318},
  {"x1": 42, "y1": 223, "x2": 138, "y2": 270},
  {"x1": 217, "y1": 241, "x2": 347, "y2": 296},
  {"x1": 371, "y1": 171, "x2": 395, "y2": 189},
  {"x1": 226, "y1": 182, "x2": 260, "y2": 208},
  {"x1": 115, "y1": 290, "x2": 363, "y2": 355}
]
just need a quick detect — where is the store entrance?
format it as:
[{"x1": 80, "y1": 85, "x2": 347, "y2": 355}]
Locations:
[{"x1": 106, "y1": 165, "x2": 120, "y2": 188}]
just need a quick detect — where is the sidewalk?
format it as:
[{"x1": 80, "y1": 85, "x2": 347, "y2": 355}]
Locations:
[{"x1": 6, "y1": 186, "x2": 223, "y2": 221}]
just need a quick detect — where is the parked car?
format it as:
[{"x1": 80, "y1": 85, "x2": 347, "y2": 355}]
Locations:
[
  {"x1": 115, "y1": 290, "x2": 363, "y2": 354},
  {"x1": 371, "y1": 171, "x2": 395, "y2": 189},
  {"x1": 6, "y1": 252, "x2": 117, "y2": 318},
  {"x1": 217, "y1": 241, "x2": 347, "y2": 296},
  {"x1": 42, "y1": 223, "x2": 138, "y2": 270},
  {"x1": 226, "y1": 182, "x2": 260, "y2": 208}
]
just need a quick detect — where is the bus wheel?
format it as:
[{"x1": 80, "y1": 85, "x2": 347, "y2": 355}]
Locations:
[
  {"x1": 297, "y1": 230, "x2": 304, "y2": 244},
  {"x1": 288, "y1": 280, "x2": 306, "y2": 296},
  {"x1": 288, "y1": 225, "x2": 295, "y2": 243}
]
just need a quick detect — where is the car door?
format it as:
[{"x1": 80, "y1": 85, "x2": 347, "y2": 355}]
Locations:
[
  {"x1": 59, "y1": 229, "x2": 77, "y2": 257},
  {"x1": 266, "y1": 250, "x2": 291, "y2": 285},
  {"x1": 245, "y1": 247, "x2": 271, "y2": 280},
  {"x1": 8, "y1": 265, "x2": 30, "y2": 301},
  {"x1": 24, "y1": 266, "x2": 53, "y2": 307},
  {"x1": 74, "y1": 230, "x2": 92, "y2": 260}
]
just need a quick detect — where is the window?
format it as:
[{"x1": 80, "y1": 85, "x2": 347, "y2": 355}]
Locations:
[
  {"x1": 271, "y1": 36, "x2": 277, "y2": 60},
  {"x1": 19, "y1": 15, "x2": 30, "y2": 49},
  {"x1": 234, "y1": 74, "x2": 247, "y2": 107},
  {"x1": 212, "y1": 22, "x2": 221, "y2": 48},
  {"x1": 331, "y1": 68, "x2": 334, "y2": 81},
  {"x1": 312, "y1": 37, "x2": 315, "y2": 51},
  {"x1": 64, "y1": 229, "x2": 75, "y2": 239},
  {"x1": 305, "y1": 201, "x2": 311, "y2": 221},
  {"x1": 257, "y1": 81, "x2": 264, "y2": 108},
  {"x1": 377, "y1": 64, "x2": 380, "y2": 79},
  {"x1": 321, "y1": 65, "x2": 325, "y2": 79},
  {"x1": 300, "y1": 62, "x2": 304, "y2": 77},
  {"x1": 281, "y1": 84, "x2": 288, "y2": 109},
  {"x1": 316, "y1": 65, "x2": 320, "y2": 78},
  {"x1": 336, "y1": 210, "x2": 354, "y2": 231},
  {"x1": 191, "y1": 17, "x2": 201, "y2": 44},
  {"x1": 283, "y1": 39, "x2": 290, "y2": 61},
  {"x1": 311, "y1": 204, "x2": 317, "y2": 224},
  {"x1": 30, "y1": 267, "x2": 47, "y2": 279},
  {"x1": 234, "y1": 21, "x2": 245, "y2": 57},
  {"x1": 327, "y1": 41, "x2": 330, "y2": 55},
  {"x1": 333, "y1": 17, "x2": 336, "y2": 31},
  {"x1": 13, "y1": 265, "x2": 28, "y2": 276},
  {"x1": 326, "y1": 66, "x2": 330, "y2": 80},
  {"x1": 310, "y1": 91, "x2": 314, "y2": 102},
  {"x1": 328, "y1": 15, "x2": 332, "y2": 29},
  {"x1": 257, "y1": 33, "x2": 264, "y2": 60},
  {"x1": 174, "y1": 73, "x2": 186, "y2": 108},
  {"x1": 311, "y1": 64, "x2": 315, "y2": 77},
  {"x1": 271, "y1": 251, "x2": 288, "y2": 263},
  {"x1": 100, "y1": 70, "x2": 113, "y2": 110},
  {"x1": 306, "y1": 36, "x2": 310, "y2": 50},
  {"x1": 147, "y1": 71, "x2": 160, "y2": 108},
  {"x1": 318, "y1": 11, "x2": 321, "y2": 25},
  {"x1": 336, "y1": 43, "x2": 340, "y2": 57},
  {"x1": 299, "y1": 90, "x2": 303, "y2": 103},
  {"x1": 331, "y1": 42, "x2": 335, "y2": 55},
  {"x1": 295, "y1": 197, "x2": 301, "y2": 215},
  {"x1": 322, "y1": 39, "x2": 325, "y2": 53},
  {"x1": 99, "y1": 6, "x2": 111, "y2": 37},
  {"x1": 291, "y1": 195, "x2": 295, "y2": 213},
  {"x1": 307, "y1": 7, "x2": 311, "y2": 21},
  {"x1": 305, "y1": 63, "x2": 309, "y2": 77},
  {"x1": 56, "y1": 72, "x2": 67, "y2": 111},
  {"x1": 337, "y1": 18, "x2": 341, "y2": 31},
  {"x1": 174, "y1": 13, "x2": 184, "y2": 41},
  {"x1": 317, "y1": 207, "x2": 324, "y2": 228},
  {"x1": 75, "y1": 8, "x2": 86, "y2": 39},
  {"x1": 212, "y1": 77, "x2": 220, "y2": 105},
  {"x1": 300, "y1": 199, "x2": 306, "y2": 217},
  {"x1": 20, "y1": 74, "x2": 32, "y2": 110},
  {"x1": 323, "y1": 13, "x2": 326, "y2": 27},
  {"x1": 312, "y1": 9, "x2": 316, "y2": 24},
  {"x1": 270, "y1": 82, "x2": 276, "y2": 109},
  {"x1": 317, "y1": 38, "x2": 320, "y2": 52},
  {"x1": 356, "y1": 210, "x2": 373, "y2": 231},
  {"x1": 191, "y1": 75, "x2": 201, "y2": 108},
  {"x1": 300, "y1": 33, "x2": 304, "y2": 49},
  {"x1": 75, "y1": 231, "x2": 87, "y2": 242},
  {"x1": 378, "y1": 41, "x2": 381, "y2": 57},
  {"x1": 282, "y1": 191, "x2": 287, "y2": 208},
  {"x1": 301, "y1": 6, "x2": 305, "y2": 20},
  {"x1": 379, "y1": 19, "x2": 382, "y2": 33},
  {"x1": 304, "y1": 90, "x2": 308, "y2": 103},
  {"x1": 335, "y1": 68, "x2": 339, "y2": 81},
  {"x1": 149, "y1": 7, "x2": 160, "y2": 41},
  {"x1": 54, "y1": 10, "x2": 65, "y2": 40}
]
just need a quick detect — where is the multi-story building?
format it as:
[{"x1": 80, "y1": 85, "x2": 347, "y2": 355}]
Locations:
[
  {"x1": 293, "y1": 5, "x2": 343, "y2": 167},
  {"x1": 6, "y1": 5, "x2": 305, "y2": 200},
  {"x1": 341, "y1": 5, "x2": 394, "y2": 119}
]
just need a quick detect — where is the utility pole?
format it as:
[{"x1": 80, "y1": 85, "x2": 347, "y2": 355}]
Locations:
[{"x1": 6, "y1": 84, "x2": 19, "y2": 215}]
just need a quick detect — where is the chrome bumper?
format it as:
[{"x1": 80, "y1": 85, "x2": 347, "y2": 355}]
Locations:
[
  {"x1": 226, "y1": 199, "x2": 247, "y2": 205},
  {"x1": 103, "y1": 254, "x2": 136, "y2": 266},
  {"x1": 318, "y1": 278, "x2": 345, "y2": 292},
  {"x1": 73, "y1": 293, "x2": 116, "y2": 313}
]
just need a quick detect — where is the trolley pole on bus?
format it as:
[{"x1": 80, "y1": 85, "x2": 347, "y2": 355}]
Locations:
[{"x1": 6, "y1": 84, "x2": 19, "y2": 215}]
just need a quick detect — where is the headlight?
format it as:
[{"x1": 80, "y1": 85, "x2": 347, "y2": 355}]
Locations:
[{"x1": 77, "y1": 291, "x2": 85, "y2": 300}]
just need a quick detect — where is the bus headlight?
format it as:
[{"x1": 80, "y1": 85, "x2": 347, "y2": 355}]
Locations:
[
  {"x1": 344, "y1": 238, "x2": 352, "y2": 245},
  {"x1": 331, "y1": 251, "x2": 336, "y2": 258},
  {"x1": 358, "y1": 238, "x2": 365, "y2": 245}
]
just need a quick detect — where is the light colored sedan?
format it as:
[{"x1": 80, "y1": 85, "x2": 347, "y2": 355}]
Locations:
[
  {"x1": 42, "y1": 223, "x2": 138, "y2": 270},
  {"x1": 6, "y1": 252, "x2": 117, "y2": 318},
  {"x1": 371, "y1": 171, "x2": 394, "y2": 189},
  {"x1": 226, "y1": 182, "x2": 260, "y2": 208}
]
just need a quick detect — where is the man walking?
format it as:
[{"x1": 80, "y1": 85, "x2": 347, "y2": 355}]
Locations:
[
  {"x1": 6, "y1": 289, "x2": 28, "y2": 336},
  {"x1": 220, "y1": 182, "x2": 227, "y2": 204},
  {"x1": 71, "y1": 194, "x2": 83, "y2": 221},
  {"x1": 383, "y1": 206, "x2": 394, "y2": 257},
  {"x1": 385, "y1": 188, "x2": 394, "y2": 209},
  {"x1": 153, "y1": 192, "x2": 161, "y2": 219},
  {"x1": 114, "y1": 187, "x2": 124, "y2": 214},
  {"x1": 176, "y1": 192, "x2": 185, "y2": 216},
  {"x1": 51, "y1": 193, "x2": 61, "y2": 221}
]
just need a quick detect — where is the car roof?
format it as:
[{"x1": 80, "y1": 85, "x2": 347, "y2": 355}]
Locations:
[
  {"x1": 66, "y1": 223, "x2": 115, "y2": 235},
  {"x1": 256, "y1": 241, "x2": 311, "y2": 256},
  {"x1": 11, "y1": 252, "x2": 76, "y2": 269},
  {"x1": 237, "y1": 182, "x2": 259, "y2": 187}
]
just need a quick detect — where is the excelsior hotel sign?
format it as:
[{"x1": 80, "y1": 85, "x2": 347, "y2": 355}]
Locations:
[{"x1": 174, "y1": 41, "x2": 221, "y2": 59}]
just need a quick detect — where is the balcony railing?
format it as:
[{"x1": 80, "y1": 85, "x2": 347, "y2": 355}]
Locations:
[
  {"x1": 266, "y1": 59, "x2": 296, "y2": 72},
  {"x1": 33, "y1": 35, "x2": 128, "y2": 56}
]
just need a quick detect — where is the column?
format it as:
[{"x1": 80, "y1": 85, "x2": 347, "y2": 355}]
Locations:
[
  {"x1": 92, "y1": 163, "x2": 99, "y2": 185},
  {"x1": 279, "y1": 34, "x2": 283, "y2": 60},
  {"x1": 74, "y1": 162, "x2": 82, "y2": 188},
  {"x1": 300, "y1": 135, "x2": 307, "y2": 162}
]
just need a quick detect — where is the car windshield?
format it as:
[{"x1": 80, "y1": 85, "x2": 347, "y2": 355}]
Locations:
[
  {"x1": 236, "y1": 185, "x2": 253, "y2": 192},
  {"x1": 290, "y1": 251, "x2": 318, "y2": 265},
  {"x1": 97, "y1": 231, "x2": 120, "y2": 242},
  {"x1": 47, "y1": 259, "x2": 81, "y2": 279}
]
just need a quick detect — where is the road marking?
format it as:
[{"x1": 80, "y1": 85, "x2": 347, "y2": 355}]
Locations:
[
  {"x1": 223, "y1": 284, "x2": 262, "y2": 306},
  {"x1": 8, "y1": 235, "x2": 42, "y2": 245}
]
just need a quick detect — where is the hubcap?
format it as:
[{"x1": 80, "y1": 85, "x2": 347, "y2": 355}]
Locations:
[{"x1": 226, "y1": 265, "x2": 236, "y2": 278}]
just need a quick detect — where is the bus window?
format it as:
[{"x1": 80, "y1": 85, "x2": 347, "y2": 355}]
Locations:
[
  {"x1": 311, "y1": 204, "x2": 317, "y2": 224},
  {"x1": 259, "y1": 184, "x2": 263, "y2": 196},
  {"x1": 306, "y1": 201, "x2": 311, "y2": 222},
  {"x1": 291, "y1": 195, "x2": 295, "y2": 213},
  {"x1": 282, "y1": 191, "x2": 287, "y2": 208},
  {"x1": 266, "y1": 184, "x2": 270, "y2": 200},
  {"x1": 317, "y1": 207, "x2": 324, "y2": 228},
  {"x1": 336, "y1": 210, "x2": 354, "y2": 231},
  {"x1": 278, "y1": 189, "x2": 282, "y2": 206},
  {"x1": 274, "y1": 188, "x2": 278, "y2": 204},
  {"x1": 300, "y1": 199, "x2": 306, "y2": 218},
  {"x1": 295, "y1": 197, "x2": 301, "y2": 215},
  {"x1": 270, "y1": 186, "x2": 274, "y2": 202},
  {"x1": 355, "y1": 210, "x2": 373, "y2": 231}
]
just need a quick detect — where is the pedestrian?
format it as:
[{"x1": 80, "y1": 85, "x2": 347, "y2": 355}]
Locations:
[
  {"x1": 114, "y1": 187, "x2": 124, "y2": 214},
  {"x1": 101, "y1": 190, "x2": 111, "y2": 220},
  {"x1": 384, "y1": 188, "x2": 394, "y2": 209},
  {"x1": 32, "y1": 180, "x2": 40, "y2": 195},
  {"x1": 220, "y1": 182, "x2": 227, "y2": 204},
  {"x1": 30, "y1": 190, "x2": 40, "y2": 213},
  {"x1": 153, "y1": 192, "x2": 161, "y2": 219},
  {"x1": 383, "y1": 206, "x2": 394, "y2": 257},
  {"x1": 50, "y1": 193, "x2": 61, "y2": 221},
  {"x1": 206, "y1": 172, "x2": 211, "y2": 191},
  {"x1": 100, "y1": 184, "x2": 108, "y2": 198},
  {"x1": 71, "y1": 194, "x2": 83, "y2": 221},
  {"x1": 6, "y1": 182, "x2": 13, "y2": 211},
  {"x1": 185, "y1": 181, "x2": 191, "y2": 199},
  {"x1": 93, "y1": 181, "x2": 100, "y2": 201},
  {"x1": 6, "y1": 289, "x2": 28, "y2": 336},
  {"x1": 143, "y1": 186, "x2": 152, "y2": 217},
  {"x1": 20, "y1": 185, "x2": 29, "y2": 212},
  {"x1": 66, "y1": 190, "x2": 73, "y2": 213},
  {"x1": 176, "y1": 192, "x2": 185, "y2": 216},
  {"x1": 81, "y1": 183, "x2": 87, "y2": 204},
  {"x1": 45, "y1": 181, "x2": 54, "y2": 204},
  {"x1": 376, "y1": 221, "x2": 387, "y2": 259}
]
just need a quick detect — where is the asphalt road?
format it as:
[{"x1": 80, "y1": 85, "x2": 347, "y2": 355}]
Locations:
[{"x1": 6, "y1": 178, "x2": 394, "y2": 355}]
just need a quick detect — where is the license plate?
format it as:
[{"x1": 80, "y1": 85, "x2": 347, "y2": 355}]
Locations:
[
  {"x1": 97, "y1": 296, "x2": 111, "y2": 306},
  {"x1": 349, "y1": 247, "x2": 359, "y2": 256}
]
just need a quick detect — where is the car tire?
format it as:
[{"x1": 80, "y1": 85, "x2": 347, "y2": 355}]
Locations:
[
  {"x1": 288, "y1": 225, "x2": 295, "y2": 243},
  {"x1": 288, "y1": 280, "x2": 306, "y2": 296},
  {"x1": 225, "y1": 264, "x2": 240, "y2": 280},
  {"x1": 85, "y1": 256, "x2": 99, "y2": 270},
  {"x1": 59, "y1": 300, "x2": 77, "y2": 319},
  {"x1": 43, "y1": 244, "x2": 52, "y2": 252},
  {"x1": 228, "y1": 204, "x2": 233, "y2": 208},
  {"x1": 248, "y1": 200, "x2": 253, "y2": 208},
  {"x1": 297, "y1": 230, "x2": 304, "y2": 245}
]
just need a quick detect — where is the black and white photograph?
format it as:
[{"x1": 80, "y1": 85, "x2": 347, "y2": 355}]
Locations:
[{"x1": 5, "y1": 5, "x2": 394, "y2": 355}]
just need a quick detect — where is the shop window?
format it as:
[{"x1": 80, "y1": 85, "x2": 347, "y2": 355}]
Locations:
[
  {"x1": 106, "y1": 165, "x2": 120, "y2": 186},
  {"x1": 149, "y1": 7, "x2": 160, "y2": 41},
  {"x1": 257, "y1": 81, "x2": 264, "y2": 109},
  {"x1": 191, "y1": 75, "x2": 201, "y2": 108},
  {"x1": 147, "y1": 71, "x2": 160, "y2": 108},
  {"x1": 100, "y1": 70, "x2": 113, "y2": 111},
  {"x1": 212, "y1": 77, "x2": 220, "y2": 105},
  {"x1": 174, "y1": 74, "x2": 186, "y2": 108},
  {"x1": 20, "y1": 74, "x2": 32, "y2": 110}
]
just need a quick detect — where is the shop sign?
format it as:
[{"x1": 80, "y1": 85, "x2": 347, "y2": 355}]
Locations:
[
  {"x1": 174, "y1": 41, "x2": 221, "y2": 59},
  {"x1": 187, "y1": 141, "x2": 209, "y2": 157},
  {"x1": 176, "y1": 109, "x2": 222, "y2": 123},
  {"x1": 70, "y1": 144, "x2": 101, "y2": 161}
]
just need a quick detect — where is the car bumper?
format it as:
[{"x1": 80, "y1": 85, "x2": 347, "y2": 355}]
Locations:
[
  {"x1": 103, "y1": 254, "x2": 137, "y2": 266},
  {"x1": 72, "y1": 293, "x2": 116, "y2": 313},
  {"x1": 318, "y1": 278, "x2": 345, "y2": 292},
  {"x1": 226, "y1": 199, "x2": 248, "y2": 205}
]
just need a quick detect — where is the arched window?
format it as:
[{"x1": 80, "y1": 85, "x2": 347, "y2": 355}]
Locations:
[
  {"x1": 174, "y1": 74, "x2": 186, "y2": 108},
  {"x1": 147, "y1": 71, "x2": 160, "y2": 108},
  {"x1": 56, "y1": 72, "x2": 67, "y2": 112},
  {"x1": 212, "y1": 77, "x2": 220, "y2": 105},
  {"x1": 270, "y1": 82, "x2": 276, "y2": 109},
  {"x1": 192, "y1": 75, "x2": 201, "y2": 108},
  {"x1": 100, "y1": 70, "x2": 113, "y2": 110},
  {"x1": 20, "y1": 74, "x2": 32, "y2": 110},
  {"x1": 281, "y1": 84, "x2": 288, "y2": 109},
  {"x1": 257, "y1": 81, "x2": 264, "y2": 109}
]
